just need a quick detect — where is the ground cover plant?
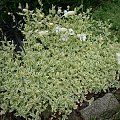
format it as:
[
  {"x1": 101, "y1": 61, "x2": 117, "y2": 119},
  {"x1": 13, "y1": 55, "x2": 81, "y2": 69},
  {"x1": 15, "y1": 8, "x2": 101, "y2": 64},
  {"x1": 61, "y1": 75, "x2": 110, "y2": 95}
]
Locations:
[{"x1": 0, "y1": 3, "x2": 120, "y2": 120}]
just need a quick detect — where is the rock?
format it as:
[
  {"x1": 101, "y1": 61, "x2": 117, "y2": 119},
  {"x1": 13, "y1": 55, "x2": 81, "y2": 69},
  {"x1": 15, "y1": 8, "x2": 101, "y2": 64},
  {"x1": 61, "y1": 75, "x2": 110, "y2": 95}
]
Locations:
[{"x1": 80, "y1": 93, "x2": 120, "y2": 120}]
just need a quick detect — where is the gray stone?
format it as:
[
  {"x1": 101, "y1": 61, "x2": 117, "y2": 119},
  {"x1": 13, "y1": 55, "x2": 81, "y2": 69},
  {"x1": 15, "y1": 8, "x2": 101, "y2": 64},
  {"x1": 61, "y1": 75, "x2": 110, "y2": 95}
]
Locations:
[{"x1": 80, "y1": 93, "x2": 120, "y2": 120}]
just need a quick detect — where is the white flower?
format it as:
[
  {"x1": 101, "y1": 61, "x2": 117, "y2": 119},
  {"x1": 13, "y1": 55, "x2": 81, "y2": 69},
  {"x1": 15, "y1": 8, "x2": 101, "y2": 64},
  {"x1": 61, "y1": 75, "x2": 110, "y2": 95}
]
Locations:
[
  {"x1": 56, "y1": 26, "x2": 67, "y2": 33},
  {"x1": 68, "y1": 28, "x2": 75, "y2": 35},
  {"x1": 60, "y1": 34, "x2": 69, "y2": 41},
  {"x1": 23, "y1": 9, "x2": 28, "y2": 12},
  {"x1": 64, "y1": 10, "x2": 68, "y2": 14},
  {"x1": 56, "y1": 26, "x2": 61, "y2": 33},
  {"x1": 77, "y1": 33, "x2": 87, "y2": 41},
  {"x1": 116, "y1": 53, "x2": 120, "y2": 64},
  {"x1": 37, "y1": 30, "x2": 49, "y2": 36},
  {"x1": 8, "y1": 12, "x2": 11, "y2": 15},
  {"x1": 64, "y1": 11, "x2": 76, "y2": 17}
]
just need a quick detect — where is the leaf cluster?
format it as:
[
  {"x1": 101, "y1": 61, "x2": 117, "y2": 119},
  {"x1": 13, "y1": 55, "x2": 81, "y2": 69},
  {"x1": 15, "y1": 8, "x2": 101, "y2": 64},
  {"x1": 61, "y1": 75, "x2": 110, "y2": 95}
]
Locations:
[{"x1": 0, "y1": 6, "x2": 120, "y2": 120}]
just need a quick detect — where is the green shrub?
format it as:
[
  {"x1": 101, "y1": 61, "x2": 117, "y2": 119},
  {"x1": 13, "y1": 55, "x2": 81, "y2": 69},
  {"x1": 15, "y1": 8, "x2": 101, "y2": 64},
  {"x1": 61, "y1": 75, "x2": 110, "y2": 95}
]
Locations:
[
  {"x1": 92, "y1": 1, "x2": 120, "y2": 41},
  {"x1": 0, "y1": 5, "x2": 120, "y2": 120}
]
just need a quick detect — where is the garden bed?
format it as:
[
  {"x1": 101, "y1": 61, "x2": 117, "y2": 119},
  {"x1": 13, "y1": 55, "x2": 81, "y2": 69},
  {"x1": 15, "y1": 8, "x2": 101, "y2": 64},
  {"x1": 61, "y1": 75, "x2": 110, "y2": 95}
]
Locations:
[{"x1": 0, "y1": 3, "x2": 120, "y2": 120}]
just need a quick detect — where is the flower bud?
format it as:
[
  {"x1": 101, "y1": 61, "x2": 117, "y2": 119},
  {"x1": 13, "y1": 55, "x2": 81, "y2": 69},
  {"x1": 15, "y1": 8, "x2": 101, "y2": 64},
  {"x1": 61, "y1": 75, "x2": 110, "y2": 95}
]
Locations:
[{"x1": 64, "y1": 11, "x2": 76, "y2": 17}]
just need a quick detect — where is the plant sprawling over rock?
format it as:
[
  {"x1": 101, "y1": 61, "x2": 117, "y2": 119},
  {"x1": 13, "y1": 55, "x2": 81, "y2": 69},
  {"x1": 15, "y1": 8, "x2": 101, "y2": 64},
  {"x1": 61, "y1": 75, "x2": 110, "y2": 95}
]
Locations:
[{"x1": 0, "y1": 4, "x2": 120, "y2": 120}]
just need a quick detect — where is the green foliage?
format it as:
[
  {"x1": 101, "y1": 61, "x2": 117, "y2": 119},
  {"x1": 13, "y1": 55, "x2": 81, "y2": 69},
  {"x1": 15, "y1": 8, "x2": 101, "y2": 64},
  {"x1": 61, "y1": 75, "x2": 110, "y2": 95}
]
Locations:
[
  {"x1": 0, "y1": 5, "x2": 120, "y2": 120},
  {"x1": 93, "y1": 1, "x2": 120, "y2": 28},
  {"x1": 92, "y1": 0, "x2": 120, "y2": 41},
  {"x1": 42, "y1": 0, "x2": 105, "y2": 10}
]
